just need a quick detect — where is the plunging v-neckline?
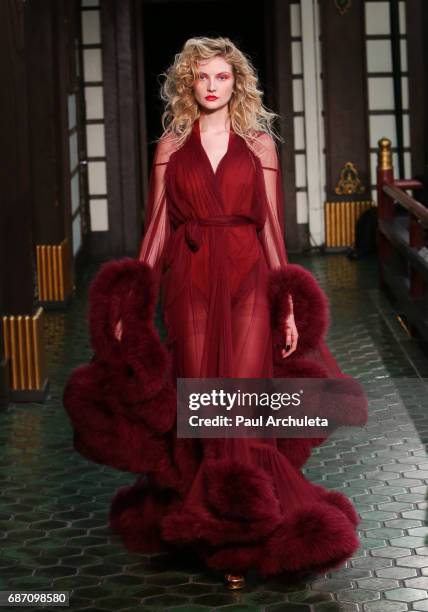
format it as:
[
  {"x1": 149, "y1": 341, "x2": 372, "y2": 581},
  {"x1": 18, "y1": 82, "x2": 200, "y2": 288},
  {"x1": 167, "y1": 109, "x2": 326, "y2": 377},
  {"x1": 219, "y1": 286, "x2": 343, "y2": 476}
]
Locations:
[{"x1": 195, "y1": 118, "x2": 232, "y2": 177}]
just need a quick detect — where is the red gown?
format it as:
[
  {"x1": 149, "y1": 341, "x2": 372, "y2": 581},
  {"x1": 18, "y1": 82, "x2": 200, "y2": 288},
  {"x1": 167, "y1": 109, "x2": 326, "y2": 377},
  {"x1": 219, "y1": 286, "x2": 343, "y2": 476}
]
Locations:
[{"x1": 131, "y1": 118, "x2": 363, "y2": 576}]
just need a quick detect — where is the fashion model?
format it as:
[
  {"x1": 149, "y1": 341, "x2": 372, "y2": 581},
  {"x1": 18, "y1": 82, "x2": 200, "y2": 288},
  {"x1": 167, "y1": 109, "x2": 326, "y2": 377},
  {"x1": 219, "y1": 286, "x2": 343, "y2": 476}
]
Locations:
[{"x1": 64, "y1": 36, "x2": 368, "y2": 590}]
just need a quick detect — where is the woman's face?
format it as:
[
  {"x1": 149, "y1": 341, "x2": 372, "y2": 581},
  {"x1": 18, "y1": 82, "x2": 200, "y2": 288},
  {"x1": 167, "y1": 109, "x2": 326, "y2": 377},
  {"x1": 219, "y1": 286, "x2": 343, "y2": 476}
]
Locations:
[{"x1": 193, "y1": 56, "x2": 235, "y2": 113}]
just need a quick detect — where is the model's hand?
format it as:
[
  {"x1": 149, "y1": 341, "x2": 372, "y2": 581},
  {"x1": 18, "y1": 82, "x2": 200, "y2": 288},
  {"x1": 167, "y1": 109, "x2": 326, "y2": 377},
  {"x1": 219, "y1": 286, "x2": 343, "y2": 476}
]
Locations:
[
  {"x1": 281, "y1": 294, "x2": 298, "y2": 358},
  {"x1": 114, "y1": 319, "x2": 122, "y2": 341}
]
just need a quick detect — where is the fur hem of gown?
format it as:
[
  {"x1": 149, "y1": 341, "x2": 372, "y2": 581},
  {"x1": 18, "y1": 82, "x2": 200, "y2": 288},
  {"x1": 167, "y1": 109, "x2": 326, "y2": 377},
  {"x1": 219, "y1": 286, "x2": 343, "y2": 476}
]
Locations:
[{"x1": 63, "y1": 257, "x2": 368, "y2": 577}]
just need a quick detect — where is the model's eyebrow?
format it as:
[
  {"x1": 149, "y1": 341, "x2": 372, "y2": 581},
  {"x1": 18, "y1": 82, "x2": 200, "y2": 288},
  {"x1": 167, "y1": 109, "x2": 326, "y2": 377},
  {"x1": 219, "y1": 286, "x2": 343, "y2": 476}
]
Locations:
[{"x1": 198, "y1": 70, "x2": 232, "y2": 75}]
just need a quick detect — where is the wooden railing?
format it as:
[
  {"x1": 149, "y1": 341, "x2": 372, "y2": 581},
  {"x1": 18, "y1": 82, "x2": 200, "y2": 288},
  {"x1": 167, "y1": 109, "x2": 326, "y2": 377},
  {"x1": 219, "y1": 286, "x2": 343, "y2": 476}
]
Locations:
[{"x1": 376, "y1": 137, "x2": 428, "y2": 341}]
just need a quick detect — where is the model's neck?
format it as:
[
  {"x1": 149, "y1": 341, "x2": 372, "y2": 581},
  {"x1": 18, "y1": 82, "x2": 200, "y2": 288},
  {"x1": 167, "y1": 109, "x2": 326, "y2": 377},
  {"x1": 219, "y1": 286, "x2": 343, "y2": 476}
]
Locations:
[{"x1": 198, "y1": 111, "x2": 231, "y2": 134}]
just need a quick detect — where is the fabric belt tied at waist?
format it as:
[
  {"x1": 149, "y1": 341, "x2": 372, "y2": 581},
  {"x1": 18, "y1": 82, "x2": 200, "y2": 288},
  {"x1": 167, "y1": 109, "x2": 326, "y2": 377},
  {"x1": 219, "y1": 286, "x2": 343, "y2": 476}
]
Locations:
[{"x1": 183, "y1": 215, "x2": 257, "y2": 252}]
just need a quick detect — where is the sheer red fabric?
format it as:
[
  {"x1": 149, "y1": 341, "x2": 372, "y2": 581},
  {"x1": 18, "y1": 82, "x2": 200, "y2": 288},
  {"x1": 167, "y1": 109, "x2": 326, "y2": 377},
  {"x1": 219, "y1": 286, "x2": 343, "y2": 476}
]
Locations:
[
  {"x1": 137, "y1": 118, "x2": 361, "y2": 575},
  {"x1": 139, "y1": 118, "x2": 341, "y2": 379}
]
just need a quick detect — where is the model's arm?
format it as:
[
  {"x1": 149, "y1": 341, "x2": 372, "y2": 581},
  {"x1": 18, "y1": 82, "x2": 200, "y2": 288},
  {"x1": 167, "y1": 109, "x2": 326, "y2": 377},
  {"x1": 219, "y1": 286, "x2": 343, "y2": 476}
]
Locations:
[
  {"x1": 115, "y1": 135, "x2": 176, "y2": 341},
  {"x1": 138, "y1": 135, "x2": 176, "y2": 281},
  {"x1": 255, "y1": 132, "x2": 297, "y2": 356},
  {"x1": 255, "y1": 132, "x2": 289, "y2": 270}
]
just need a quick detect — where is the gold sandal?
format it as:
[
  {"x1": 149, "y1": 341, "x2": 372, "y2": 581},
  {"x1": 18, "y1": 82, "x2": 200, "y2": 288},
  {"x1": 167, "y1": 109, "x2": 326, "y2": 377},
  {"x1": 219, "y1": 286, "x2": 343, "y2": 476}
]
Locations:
[{"x1": 225, "y1": 573, "x2": 246, "y2": 590}]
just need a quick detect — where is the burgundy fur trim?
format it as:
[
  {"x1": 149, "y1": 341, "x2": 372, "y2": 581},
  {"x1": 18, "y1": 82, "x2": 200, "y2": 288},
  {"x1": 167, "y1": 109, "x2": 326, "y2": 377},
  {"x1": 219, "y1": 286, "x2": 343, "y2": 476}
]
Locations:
[
  {"x1": 109, "y1": 478, "x2": 178, "y2": 553},
  {"x1": 318, "y1": 488, "x2": 360, "y2": 527},
  {"x1": 268, "y1": 264, "x2": 329, "y2": 357},
  {"x1": 88, "y1": 258, "x2": 162, "y2": 364},
  {"x1": 106, "y1": 383, "x2": 176, "y2": 434},
  {"x1": 65, "y1": 356, "x2": 176, "y2": 434},
  {"x1": 161, "y1": 505, "x2": 279, "y2": 548},
  {"x1": 203, "y1": 459, "x2": 282, "y2": 522},
  {"x1": 314, "y1": 375, "x2": 368, "y2": 427},
  {"x1": 63, "y1": 362, "x2": 115, "y2": 433},
  {"x1": 87, "y1": 258, "x2": 172, "y2": 398},
  {"x1": 273, "y1": 356, "x2": 329, "y2": 377},
  {"x1": 260, "y1": 502, "x2": 360, "y2": 576},
  {"x1": 73, "y1": 422, "x2": 170, "y2": 475},
  {"x1": 165, "y1": 489, "x2": 361, "y2": 576},
  {"x1": 63, "y1": 361, "x2": 177, "y2": 475},
  {"x1": 276, "y1": 439, "x2": 323, "y2": 470},
  {"x1": 63, "y1": 257, "x2": 181, "y2": 477},
  {"x1": 113, "y1": 326, "x2": 171, "y2": 400}
]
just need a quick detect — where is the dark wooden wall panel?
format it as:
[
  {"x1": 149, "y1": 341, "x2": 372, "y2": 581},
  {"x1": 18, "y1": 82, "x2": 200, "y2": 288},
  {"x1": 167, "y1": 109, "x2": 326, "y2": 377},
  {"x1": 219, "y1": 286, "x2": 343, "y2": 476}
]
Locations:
[
  {"x1": 0, "y1": 0, "x2": 34, "y2": 315},
  {"x1": 26, "y1": 0, "x2": 63, "y2": 244},
  {"x1": 406, "y1": 0, "x2": 428, "y2": 180},
  {"x1": 135, "y1": 0, "x2": 149, "y2": 212},
  {"x1": 320, "y1": 0, "x2": 371, "y2": 201},
  {"x1": 272, "y1": 0, "x2": 298, "y2": 252},
  {"x1": 99, "y1": 0, "x2": 142, "y2": 259},
  {"x1": 52, "y1": 0, "x2": 74, "y2": 251},
  {"x1": 25, "y1": 0, "x2": 81, "y2": 266}
]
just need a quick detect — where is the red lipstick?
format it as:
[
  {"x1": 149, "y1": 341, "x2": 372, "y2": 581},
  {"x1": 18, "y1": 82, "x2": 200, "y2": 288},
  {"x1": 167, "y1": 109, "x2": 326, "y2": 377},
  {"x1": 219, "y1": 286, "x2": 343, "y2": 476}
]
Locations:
[{"x1": 205, "y1": 95, "x2": 218, "y2": 101}]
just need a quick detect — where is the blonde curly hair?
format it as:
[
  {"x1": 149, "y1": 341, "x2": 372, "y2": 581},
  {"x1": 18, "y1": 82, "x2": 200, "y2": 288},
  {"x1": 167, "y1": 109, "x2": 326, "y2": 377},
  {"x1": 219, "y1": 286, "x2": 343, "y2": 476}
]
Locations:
[{"x1": 156, "y1": 36, "x2": 282, "y2": 151}]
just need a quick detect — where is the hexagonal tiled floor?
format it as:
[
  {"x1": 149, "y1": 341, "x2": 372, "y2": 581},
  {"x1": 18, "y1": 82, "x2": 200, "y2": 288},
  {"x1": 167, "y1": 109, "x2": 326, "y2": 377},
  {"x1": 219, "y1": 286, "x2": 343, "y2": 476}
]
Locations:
[{"x1": 1, "y1": 252, "x2": 428, "y2": 611}]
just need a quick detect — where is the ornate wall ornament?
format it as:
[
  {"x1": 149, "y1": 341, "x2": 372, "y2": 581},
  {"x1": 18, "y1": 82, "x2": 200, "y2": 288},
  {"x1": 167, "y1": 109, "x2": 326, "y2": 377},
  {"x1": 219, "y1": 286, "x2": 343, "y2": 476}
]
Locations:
[
  {"x1": 334, "y1": 161, "x2": 365, "y2": 195},
  {"x1": 334, "y1": 0, "x2": 352, "y2": 16}
]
